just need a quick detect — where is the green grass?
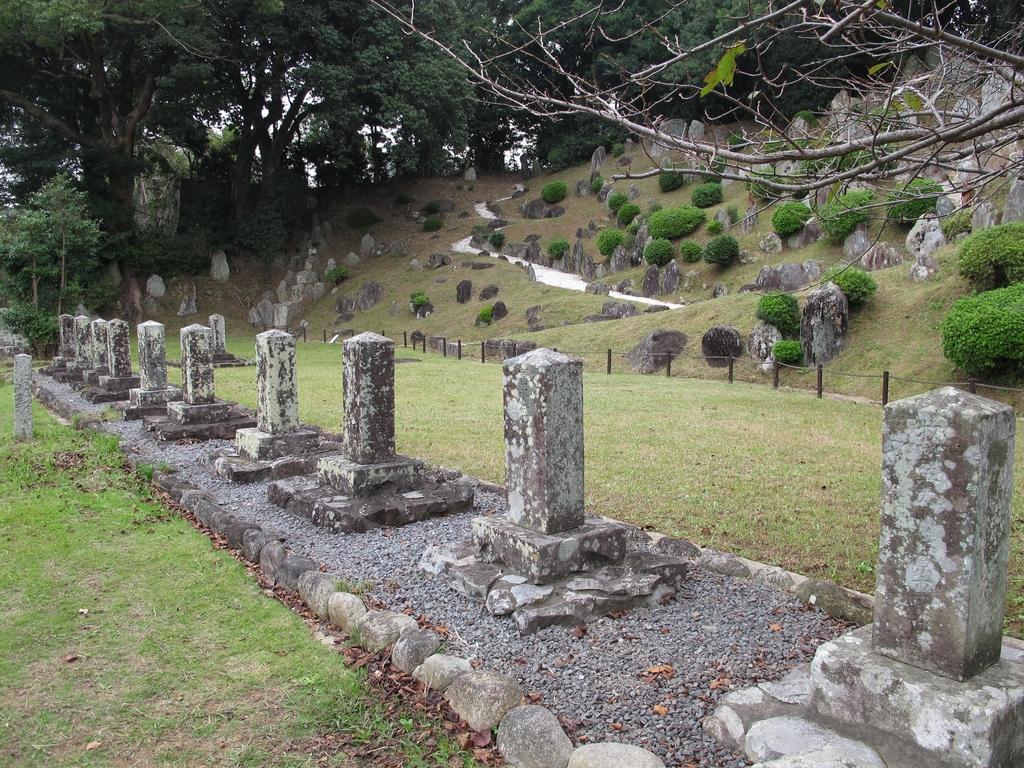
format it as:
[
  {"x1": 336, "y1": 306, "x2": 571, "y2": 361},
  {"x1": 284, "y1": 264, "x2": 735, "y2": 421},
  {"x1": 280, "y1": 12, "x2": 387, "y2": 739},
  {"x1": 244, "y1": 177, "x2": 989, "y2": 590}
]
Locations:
[
  {"x1": 0, "y1": 386, "x2": 476, "y2": 767},
  {"x1": 211, "y1": 346, "x2": 1024, "y2": 636}
]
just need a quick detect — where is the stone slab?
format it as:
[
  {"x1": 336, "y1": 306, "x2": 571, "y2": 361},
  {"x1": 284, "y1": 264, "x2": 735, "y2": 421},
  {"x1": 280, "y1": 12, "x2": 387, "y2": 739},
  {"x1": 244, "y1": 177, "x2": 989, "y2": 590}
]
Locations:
[
  {"x1": 236, "y1": 427, "x2": 319, "y2": 461},
  {"x1": 146, "y1": 412, "x2": 257, "y2": 441},
  {"x1": 167, "y1": 399, "x2": 235, "y2": 425},
  {"x1": 317, "y1": 454, "x2": 423, "y2": 495},
  {"x1": 96, "y1": 374, "x2": 140, "y2": 393},
  {"x1": 214, "y1": 454, "x2": 317, "y2": 484},
  {"x1": 129, "y1": 386, "x2": 182, "y2": 408}
]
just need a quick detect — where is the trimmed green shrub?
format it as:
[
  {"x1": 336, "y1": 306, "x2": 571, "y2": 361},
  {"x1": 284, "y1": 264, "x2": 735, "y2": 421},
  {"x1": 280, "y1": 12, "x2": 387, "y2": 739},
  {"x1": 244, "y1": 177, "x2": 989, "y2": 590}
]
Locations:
[
  {"x1": 626, "y1": 219, "x2": 641, "y2": 235},
  {"x1": 617, "y1": 202, "x2": 641, "y2": 226},
  {"x1": 345, "y1": 207, "x2": 380, "y2": 228},
  {"x1": 757, "y1": 292, "x2": 800, "y2": 336},
  {"x1": 422, "y1": 200, "x2": 442, "y2": 215},
  {"x1": 726, "y1": 205, "x2": 740, "y2": 224},
  {"x1": 608, "y1": 192, "x2": 628, "y2": 213},
  {"x1": 823, "y1": 266, "x2": 878, "y2": 308},
  {"x1": 707, "y1": 219, "x2": 723, "y2": 235},
  {"x1": 548, "y1": 237, "x2": 570, "y2": 259},
  {"x1": 793, "y1": 109, "x2": 818, "y2": 126},
  {"x1": 324, "y1": 266, "x2": 349, "y2": 285},
  {"x1": 703, "y1": 234, "x2": 740, "y2": 266},
  {"x1": 772, "y1": 340, "x2": 803, "y2": 366},
  {"x1": 658, "y1": 172, "x2": 687, "y2": 193},
  {"x1": 679, "y1": 241, "x2": 703, "y2": 263},
  {"x1": 819, "y1": 190, "x2": 875, "y2": 243},
  {"x1": 477, "y1": 305, "x2": 494, "y2": 325},
  {"x1": 692, "y1": 182, "x2": 723, "y2": 208},
  {"x1": 423, "y1": 215, "x2": 443, "y2": 232},
  {"x1": 772, "y1": 202, "x2": 813, "y2": 237},
  {"x1": 727, "y1": 132, "x2": 745, "y2": 147},
  {"x1": 644, "y1": 238, "x2": 675, "y2": 266},
  {"x1": 648, "y1": 206, "x2": 706, "y2": 239},
  {"x1": 410, "y1": 291, "x2": 430, "y2": 310},
  {"x1": 941, "y1": 283, "x2": 1024, "y2": 376},
  {"x1": 541, "y1": 181, "x2": 568, "y2": 204},
  {"x1": 597, "y1": 228, "x2": 626, "y2": 256},
  {"x1": 957, "y1": 223, "x2": 1024, "y2": 290},
  {"x1": 940, "y1": 209, "x2": 972, "y2": 241},
  {"x1": 887, "y1": 178, "x2": 942, "y2": 223},
  {"x1": 590, "y1": 174, "x2": 605, "y2": 194},
  {"x1": 611, "y1": 142, "x2": 625, "y2": 156},
  {"x1": 488, "y1": 231, "x2": 505, "y2": 249}
]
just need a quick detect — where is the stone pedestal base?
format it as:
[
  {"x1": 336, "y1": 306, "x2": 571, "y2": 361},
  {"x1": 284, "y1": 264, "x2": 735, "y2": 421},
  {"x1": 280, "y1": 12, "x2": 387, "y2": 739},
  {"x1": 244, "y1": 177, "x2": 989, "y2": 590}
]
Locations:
[
  {"x1": 51, "y1": 365, "x2": 84, "y2": 384},
  {"x1": 83, "y1": 367, "x2": 109, "y2": 386},
  {"x1": 317, "y1": 454, "x2": 423, "y2": 496},
  {"x1": 83, "y1": 374, "x2": 141, "y2": 403},
  {"x1": 167, "y1": 399, "x2": 235, "y2": 425},
  {"x1": 236, "y1": 427, "x2": 320, "y2": 461},
  {"x1": 123, "y1": 386, "x2": 183, "y2": 420},
  {"x1": 212, "y1": 352, "x2": 250, "y2": 368},
  {"x1": 472, "y1": 514, "x2": 629, "y2": 584},
  {"x1": 145, "y1": 400, "x2": 256, "y2": 441},
  {"x1": 42, "y1": 357, "x2": 68, "y2": 376},
  {"x1": 214, "y1": 453, "x2": 318, "y2": 484}
]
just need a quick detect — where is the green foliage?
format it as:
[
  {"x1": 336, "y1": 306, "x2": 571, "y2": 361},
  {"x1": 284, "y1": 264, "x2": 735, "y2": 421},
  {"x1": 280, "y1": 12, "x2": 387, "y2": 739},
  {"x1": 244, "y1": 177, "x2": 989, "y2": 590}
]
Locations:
[
  {"x1": 703, "y1": 235, "x2": 740, "y2": 266},
  {"x1": 691, "y1": 182, "x2": 723, "y2": 208},
  {"x1": 0, "y1": 303, "x2": 58, "y2": 355},
  {"x1": 345, "y1": 207, "x2": 380, "y2": 229},
  {"x1": 772, "y1": 340, "x2": 804, "y2": 366},
  {"x1": 679, "y1": 240, "x2": 703, "y2": 263},
  {"x1": 477, "y1": 305, "x2": 494, "y2": 325},
  {"x1": 757, "y1": 292, "x2": 800, "y2": 336},
  {"x1": 649, "y1": 201, "x2": 663, "y2": 214},
  {"x1": 941, "y1": 209, "x2": 972, "y2": 241},
  {"x1": 541, "y1": 181, "x2": 568, "y2": 204},
  {"x1": 958, "y1": 223, "x2": 1024, "y2": 289},
  {"x1": 611, "y1": 142, "x2": 625, "y2": 156},
  {"x1": 658, "y1": 172, "x2": 687, "y2": 193},
  {"x1": 793, "y1": 109, "x2": 818, "y2": 126},
  {"x1": 617, "y1": 202, "x2": 640, "y2": 226},
  {"x1": 644, "y1": 238, "x2": 675, "y2": 266},
  {"x1": 887, "y1": 178, "x2": 942, "y2": 223},
  {"x1": 597, "y1": 228, "x2": 626, "y2": 256},
  {"x1": 423, "y1": 215, "x2": 443, "y2": 232},
  {"x1": 409, "y1": 291, "x2": 430, "y2": 310},
  {"x1": 324, "y1": 266, "x2": 349, "y2": 285},
  {"x1": 819, "y1": 190, "x2": 875, "y2": 243},
  {"x1": 626, "y1": 219, "x2": 641, "y2": 235},
  {"x1": 488, "y1": 231, "x2": 505, "y2": 249},
  {"x1": 590, "y1": 174, "x2": 605, "y2": 194},
  {"x1": 648, "y1": 206, "x2": 707, "y2": 239},
  {"x1": 547, "y1": 237, "x2": 570, "y2": 259},
  {"x1": 726, "y1": 205, "x2": 740, "y2": 224},
  {"x1": 823, "y1": 266, "x2": 878, "y2": 308},
  {"x1": 772, "y1": 202, "x2": 812, "y2": 237},
  {"x1": 941, "y1": 283, "x2": 1024, "y2": 376},
  {"x1": 707, "y1": 219, "x2": 723, "y2": 235},
  {"x1": 607, "y1": 192, "x2": 628, "y2": 213},
  {"x1": 727, "y1": 133, "x2": 745, "y2": 147},
  {"x1": 422, "y1": 200, "x2": 443, "y2": 215}
]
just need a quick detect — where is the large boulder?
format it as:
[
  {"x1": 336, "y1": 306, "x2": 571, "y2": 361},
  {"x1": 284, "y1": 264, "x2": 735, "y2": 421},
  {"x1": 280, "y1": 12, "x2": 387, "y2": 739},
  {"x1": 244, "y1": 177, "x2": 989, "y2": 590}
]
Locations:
[
  {"x1": 444, "y1": 670, "x2": 523, "y2": 732},
  {"x1": 609, "y1": 245, "x2": 629, "y2": 273},
  {"x1": 800, "y1": 283, "x2": 848, "y2": 365},
  {"x1": 627, "y1": 330, "x2": 687, "y2": 373},
  {"x1": 701, "y1": 325, "x2": 743, "y2": 367},
  {"x1": 480, "y1": 284, "x2": 499, "y2": 300},
  {"x1": 642, "y1": 264, "x2": 660, "y2": 297},
  {"x1": 660, "y1": 260, "x2": 680, "y2": 294},
  {"x1": 249, "y1": 299, "x2": 275, "y2": 328},
  {"x1": 842, "y1": 225, "x2": 870, "y2": 260},
  {"x1": 146, "y1": 274, "x2": 166, "y2": 298},
  {"x1": 360, "y1": 233, "x2": 376, "y2": 257},
  {"x1": 497, "y1": 706, "x2": 574, "y2": 768},
  {"x1": 589, "y1": 145, "x2": 606, "y2": 182},
  {"x1": 1005, "y1": 177, "x2": 1024, "y2": 223},
  {"x1": 601, "y1": 301, "x2": 638, "y2": 319},
  {"x1": 905, "y1": 214, "x2": 946, "y2": 259},
  {"x1": 753, "y1": 262, "x2": 820, "y2": 292},
  {"x1": 426, "y1": 253, "x2": 451, "y2": 270},
  {"x1": 758, "y1": 232, "x2": 783, "y2": 255},
  {"x1": 748, "y1": 322, "x2": 783, "y2": 362},
  {"x1": 909, "y1": 252, "x2": 938, "y2": 282},
  {"x1": 456, "y1": 280, "x2": 473, "y2": 304},
  {"x1": 491, "y1": 301, "x2": 508, "y2": 320},
  {"x1": 521, "y1": 198, "x2": 564, "y2": 219},
  {"x1": 859, "y1": 242, "x2": 902, "y2": 271},
  {"x1": 971, "y1": 200, "x2": 999, "y2": 232},
  {"x1": 355, "y1": 281, "x2": 386, "y2": 311},
  {"x1": 210, "y1": 250, "x2": 230, "y2": 281}
]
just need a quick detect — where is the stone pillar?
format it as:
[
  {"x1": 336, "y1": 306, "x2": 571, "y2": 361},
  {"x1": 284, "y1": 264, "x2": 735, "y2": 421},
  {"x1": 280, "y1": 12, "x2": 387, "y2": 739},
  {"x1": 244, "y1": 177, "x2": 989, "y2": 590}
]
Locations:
[
  {"x1": 255, "y1": 330, "x2": 299, "y2": 433},
  {"x1": 343, "y1": 332, "x2": 395, "y2": 464},
  {"x1": 503, "y1": 348, "x2": 585, "y2": 534},
  {"x1": 137, "y1": 321, "x2": 168, "y2": 391},
  {"x1": 179, "y1": 324, "x2": 214, "y2": 404},
  {"x1": 13, "y1": 353, "x2": 32, "y2": 440},
  {"x1": 89, "y1": 319, "x2": 109, "y2": 370},
  {"x1": 874, "y1": 386, "x2": 1015, "y2": 681},
  {"x1": 209, "y1": 313, "x2": 227, "y2": 355},
  {"x1": 74, "y1": 315, "x2": 91, "y2": 363},
  {"x1": 58, "y1": 314, "x2": 75, "y2": 358},
  {"x1": 106, "y1": 319, "x2": 132, "y2": 378}
]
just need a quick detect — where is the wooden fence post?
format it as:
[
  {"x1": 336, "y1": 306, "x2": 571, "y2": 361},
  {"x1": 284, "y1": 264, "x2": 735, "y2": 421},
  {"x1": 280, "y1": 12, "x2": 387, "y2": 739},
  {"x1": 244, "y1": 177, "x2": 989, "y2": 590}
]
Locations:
[
  {"x1": 442, "y1": 338, "x2": 447, "y2": 358},
  {"x1": 882, "y1": 370, "x2": 890, "y2": 405},
  {"x1": 772, "y1": 362, "x2": 780, "y2": 390},
  {"x1": 481, "y1": 342, "x2": 485, "y2": 363},
  {"x1": 606, "y1": 349, "x2": 612, "y2": 374},
  {"x1": 403, "y1": 331, "x2": 407, "y2": 347},
  {"x1": 969, "y1": 378, "x2": 978, "y2": 394},
  {"x1": 728, "y1": 357, "x2": 734, "y2": 383},
  {"x1": 457, "y1": 340, "x2": 462, "y2": 360},
  {"x1": 665, "y1": 354, "x2": 671, "y2": 377},
  {"x1": 816, "y1": 364, "x2": 823, "y2": 399}
]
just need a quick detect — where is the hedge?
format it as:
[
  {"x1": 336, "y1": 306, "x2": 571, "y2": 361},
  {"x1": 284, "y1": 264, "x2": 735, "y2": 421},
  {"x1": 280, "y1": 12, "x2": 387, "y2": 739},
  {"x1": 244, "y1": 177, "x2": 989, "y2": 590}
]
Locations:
[
  {"x1": 597, "y1": 228, "x2": 625, "y2": 256},
  {"x1": 644, "y1": 238, "x2": 675, "y2": 266},
  {"x1": 648, "y1": 206, "x2": 706, "y2": 239},
  {"x1": 941, "y1": 283, "x2": 1024, "y2": 376},
  {"x1": 772, "y1": 202, "x2": 812, "y2": 237},
  {"x1": 541, "y1": 181, "x2": 568, "y2": 204},
  {"x1": 617, "y1": 202, "x2": 641, "y2": 226},
  {"x1": 756, "y1": 292, "x2": 800, "y2": 336},
  {"x1": 823, "y1": 266, "x2": 877, "y2": 308},
  {"x1": 819, "y1": 190, "x2": 874, "y2": 243},
  {"x1": 957, "y1": 223, "x2": 1024, "y2": 290},
  {"x1": 703, "y1": 235, "x2": 740, "y2": 266}
]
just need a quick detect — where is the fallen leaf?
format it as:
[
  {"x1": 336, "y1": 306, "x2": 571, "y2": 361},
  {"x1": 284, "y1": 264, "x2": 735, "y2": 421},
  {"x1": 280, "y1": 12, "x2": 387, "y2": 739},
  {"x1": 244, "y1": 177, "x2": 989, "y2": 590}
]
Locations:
[
  {"x1": 769, "y1": 623, "x2": 783, "y2": 632},
  {"x1": 64, "y1": 654, "x2": 79, "y2": 664},
  {"x1": 85, "y1": 741, "x2": 100, "y2": 751},
  {"x1": 652, "y1": 704, "x2": 668, "y2": 716},
  {"x1": 571, "y1": 625, "x2": 587, "y2": 638},
  {"x1": 611, "y1": 722, "x2": 623, "y2": 731}
]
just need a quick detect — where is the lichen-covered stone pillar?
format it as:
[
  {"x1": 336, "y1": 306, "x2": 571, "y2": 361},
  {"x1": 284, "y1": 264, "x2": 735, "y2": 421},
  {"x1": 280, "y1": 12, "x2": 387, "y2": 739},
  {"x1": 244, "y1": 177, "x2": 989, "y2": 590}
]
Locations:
[
  {"x1": 874, "y1": 386, "x2": 1015, "y2": 681},
  {"x1": 503, "y1": 348, "x2": 585, "y2": 534},
  {"x1": 106, "y1": 319, "x2": 132, "y2": 377},
  {"x1": 89, "y1": 319, "x2": 109, "y2": 370},
  {"x1": 255, "y1": 329, "x2": 299, "y2": 434},
  {"x1": 342, "y1": 332, "x2": 395, "y2": 464},
  {"x1": 137, "y1": 321, "x2": 168, "y2": 391},
  {"x1": 58, "y1": 314, "x2": 75, "y2": 358},
  {"x1": 209, "y1": 313, "x2": 227, "y2": 355},
  {"x1": 13, "y1": 353, "x2": 32, "y2": 440},
  {"x1": 179, "y1": 324, "x2": 214, "y2": 405},
  {"x1": 74, "y1": 315, "x2": 91, "y2": 363}
]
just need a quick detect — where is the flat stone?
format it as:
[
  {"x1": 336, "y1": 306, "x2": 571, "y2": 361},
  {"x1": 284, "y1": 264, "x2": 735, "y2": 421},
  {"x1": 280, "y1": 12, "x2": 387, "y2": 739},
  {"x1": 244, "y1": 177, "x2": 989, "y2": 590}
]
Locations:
[
  {"x1": 567, "y1": 743, "x2": 666, "y2": 768},
  {"x1": 259, "y1": 540, "x2": 288, "y2": 580},
  {"x1": 758, "y1": 666, "x2": 811, "y2": 705},
  {"x1": 699, "y1": 550, "x2": 751, "y2": 578},
  {"x1": 236, "y1": 427, "x2": 319, "y2": 461},
  {"x1": 750, "y1": 746, "x2": 889, "y2": 767},
  {"x1": 275, "y1": 554, "x2": 317, "y2": 591},
  {"x1": 166, "y1": 399, "x2": 234, "y2": 425},
  {"x1": 392, "y1": 629, "x2": 441, "y2": 673},
  {"x1": 327, "y1": 592, "x2": 367, "y2": 633},
  {"x1": 297, "y1": 570, "x2": 341, "y2": 618},
  {"x1": 497, "y1": 705, "x2": 574, "y2": 768},
  {"x1": 651, "y1": 535, "x2": 701, "y2": 560},
  {"x1": 243, "y1": 528, "x2": 282, "y2": 563},
  {"x1": 129, "y1": 386, "x2": 181, "y2": 408},
  {"x1": 413, "y1": 654, "x2": 474, "y2": 691},
  {"x1": 514, "y1": 600, "x2": 591, "y2": 634},
  {"x1": 357, "y1": 610, "x2": 419, "y2": 652},
  {"x1": 744, "y1": 716, "x2": 885, "y2": 766},
  {"x1": 794, "y1": 579, "x2": 873, "y2": 626},
  {"x1": 444, "y1": 670, "x2": 524, "y2": 732},
  {"x1": 317, "y1": 454, "x2": 423, "y2": 495}
]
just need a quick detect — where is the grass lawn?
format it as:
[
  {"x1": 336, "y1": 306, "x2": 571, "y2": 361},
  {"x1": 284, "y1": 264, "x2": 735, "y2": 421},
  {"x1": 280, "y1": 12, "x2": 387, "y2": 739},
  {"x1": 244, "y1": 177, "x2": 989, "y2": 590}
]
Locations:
[
  {"x1": 212, "y1": 344, "x2": 1024, "y2": 636},
  {"x1": 0, "y1": 383, "x2": 476, "y2": 767}
]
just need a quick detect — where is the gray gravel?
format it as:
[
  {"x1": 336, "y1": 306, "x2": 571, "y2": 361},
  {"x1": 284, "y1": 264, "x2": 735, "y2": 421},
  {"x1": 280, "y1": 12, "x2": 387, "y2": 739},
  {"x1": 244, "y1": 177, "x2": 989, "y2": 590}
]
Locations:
[{"x1": 41, "y1": 375, "x2": 845, "y2": 767}]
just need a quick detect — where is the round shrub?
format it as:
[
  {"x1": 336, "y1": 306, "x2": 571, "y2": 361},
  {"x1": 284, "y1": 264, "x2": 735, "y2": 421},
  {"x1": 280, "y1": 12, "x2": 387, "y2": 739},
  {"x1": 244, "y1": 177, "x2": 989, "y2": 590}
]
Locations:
[
  {"x1": 692, "y1": 182, "x2": 723, "y2": 208},
  {"x1": 648, "y1": 206, "x2": 706, "y2": 239},
  {"x1": 819, "y1": 190, "x2": 875, "y2": 243},
  {"x1": 644, "y1": 238, "x2": 675, "y2": 266},
  {"x1": 757, "y1": 292, "x2": 800, "y2": 336},
  {"x1": 488, "y1": 231, "x2": 505, "y2": 249},
  {"x1": 617, "y1": 202, "x2": 640, "y2": 226},
  {"x1": 541, "y1": 181, "x2": 568, "y2": 204},
  {"x1": 941, "y1": 283, "x2": 1024, "y2": 376},
  {"x1": 941, "y1": 208, "x2": 972, "y2": 241},
  {"x1": 477, "y1": 305, "x2": 494, "y2": 325},
  {"x1": 590, "y1": 174, "x2": 604, "y2": 194},
  {"x1": 324, "y1": 265, "x2": 349, "y2": 285},
  {"x1": 658, "y1": 172, "x2": 687, "y2": 193},
  {"x1": 887, "y1": 178, "x2": 942, "y2": 223},
  {"x1": 793, "y1": 109, "x2": 818, "y2": 126},
  {"x1": 607, "y1": 192, "x2": 628, "y2": 213},
  {"x1": 679, "y1": 240, "x2": 703, "y2": 263},
  {"x1": 703, "y1": 235, "x2": 740, "y2": 266},
  {"x1": 423, "y1": 215, "x2": 443, "y2": 232},
  {"x1": 707, "y1": 219, "x2": 723, "y2": 235},
  {"x1": 626, "y1": 219, "x2": 641, "y2": 235},
  {"x1": 772, "y1": 340, "x2": 803, "y2": 366},
  {"x1": 823, "y1": 266, "x2": 877, "y2": 308},
  {"x1": 611, "y1": 142, "x2": 625, "y2": 156},
  {"x1": 410, "y1": 291, "x2": 430, "y2": 311},
  {"x1": 597, "y1": 228, "x2": 626, "y2": 256},
  {"x1": 548, "y1": 237, "x2": 570, "y2": 260},
  {"x1": 772, "y1": 202, "x2": 813, "y2": 237},
  {"x1": 957, "y1": 223, "x2": 1024, "y2": 290},
  {"x1": 422, "y1": 200, "x2": 442, "y2": 215},
  {"x1": 726, "y1": 205, "x2": 740, "y2": 224}
]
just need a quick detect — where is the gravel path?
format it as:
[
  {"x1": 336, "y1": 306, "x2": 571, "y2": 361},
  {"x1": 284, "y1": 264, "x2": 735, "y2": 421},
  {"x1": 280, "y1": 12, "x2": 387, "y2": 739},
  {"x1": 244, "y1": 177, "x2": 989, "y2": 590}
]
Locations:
[{"x1": 43, "y1": 375, "x2": 845, "y2": 767}]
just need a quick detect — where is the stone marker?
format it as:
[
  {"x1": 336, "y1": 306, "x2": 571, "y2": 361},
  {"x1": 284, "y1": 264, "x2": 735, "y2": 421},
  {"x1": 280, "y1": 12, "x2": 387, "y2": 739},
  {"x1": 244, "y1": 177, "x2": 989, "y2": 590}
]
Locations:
[
  {"x1": 105, "y1": 319, "x2": 133, "y2": 378},
  {"x1": 342, "y1": 331, "x2": 395, "y2": 464},
  {"x1": 58, "y1": 313, "x2": 75, "y2": 359},
  {"x1": 138, "y1": 321, "x2": 169, "y2": 392},
  {"x1": 178, "y1": 324, "x2": 214, "y2": 405},
  {"x1": 13, "y1": 353, "x2": 32, "y2": 440},
  {"x1": 89, "y1": 318, "x2": 109, "y2": 371},
  {"x1": 874, "y1": 387, "x2": 1014, "y2": 681},
  {"x1": 209, "y1": 313, "x2": 227, "y2": 355},
  {"x1": 73, "y1": 315, "x2": 91, "y2": 364}
]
